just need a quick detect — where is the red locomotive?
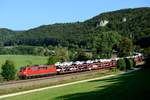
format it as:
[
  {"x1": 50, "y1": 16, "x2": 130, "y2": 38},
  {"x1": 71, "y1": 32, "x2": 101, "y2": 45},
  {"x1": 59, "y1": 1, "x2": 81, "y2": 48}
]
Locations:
[{"x1": 19, "y1": 64, "x2": 56, "y2": 79}]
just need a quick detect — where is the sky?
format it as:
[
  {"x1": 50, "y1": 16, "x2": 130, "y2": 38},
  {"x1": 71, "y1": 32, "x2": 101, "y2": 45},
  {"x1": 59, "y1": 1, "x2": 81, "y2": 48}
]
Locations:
[{"x1": 0, "y1": 0, "x2": 150, "y2": 30}]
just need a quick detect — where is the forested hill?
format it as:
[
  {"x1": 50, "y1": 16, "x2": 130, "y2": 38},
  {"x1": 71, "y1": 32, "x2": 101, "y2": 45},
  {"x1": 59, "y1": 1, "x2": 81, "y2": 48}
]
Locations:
[{"x1": 0, "y1": 7, "x2": 150, "y2": 48}]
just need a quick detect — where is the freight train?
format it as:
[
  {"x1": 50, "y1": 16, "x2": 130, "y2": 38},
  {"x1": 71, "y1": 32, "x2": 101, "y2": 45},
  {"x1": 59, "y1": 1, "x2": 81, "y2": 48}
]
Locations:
[{"x1": 19, "y1": 53, "x2": 143, "y2": 79}]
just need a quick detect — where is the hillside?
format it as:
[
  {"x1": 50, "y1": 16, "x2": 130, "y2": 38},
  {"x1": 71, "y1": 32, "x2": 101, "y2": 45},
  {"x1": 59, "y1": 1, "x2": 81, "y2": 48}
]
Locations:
[{"x1": 0, "y1": 7, "x2": 150, "y2": 48}]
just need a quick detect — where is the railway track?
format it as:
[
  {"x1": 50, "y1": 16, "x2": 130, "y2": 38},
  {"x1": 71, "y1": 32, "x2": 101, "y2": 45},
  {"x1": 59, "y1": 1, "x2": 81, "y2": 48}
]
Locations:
[
  {"x1": 0, "y1": 69, "x2": 105, "y2": 87},
  {"x1": 0, "y1": 76, "x2": 51, "y2": 86}
]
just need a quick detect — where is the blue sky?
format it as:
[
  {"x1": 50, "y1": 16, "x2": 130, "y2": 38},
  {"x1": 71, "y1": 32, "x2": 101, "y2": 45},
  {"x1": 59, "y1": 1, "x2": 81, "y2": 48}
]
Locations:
[{"x1": 0, "y1": 0, "x2": 150, "y2": 30}]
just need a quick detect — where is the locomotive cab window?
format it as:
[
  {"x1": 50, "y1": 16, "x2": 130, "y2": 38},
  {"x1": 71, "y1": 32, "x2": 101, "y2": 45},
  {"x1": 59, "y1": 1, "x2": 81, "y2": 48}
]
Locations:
[
  {"x1": 38, "y1": 67, "x2": 47, "y2": 70},
  {"x1": 31, "y1": 67, "x2": 38, "y2": 70}
]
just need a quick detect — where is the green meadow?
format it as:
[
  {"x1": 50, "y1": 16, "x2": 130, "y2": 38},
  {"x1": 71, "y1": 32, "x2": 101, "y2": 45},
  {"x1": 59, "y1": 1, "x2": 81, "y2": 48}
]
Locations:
[{"x1": 0, "y1": 55, "x2": 48, "y2": 68}]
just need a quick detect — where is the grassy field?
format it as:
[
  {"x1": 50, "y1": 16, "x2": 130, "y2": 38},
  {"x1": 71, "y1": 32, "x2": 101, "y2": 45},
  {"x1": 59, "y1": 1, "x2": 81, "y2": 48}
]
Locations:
[
  {"x1": 1, "y1": 67, "x2": 150, "y2": 100},
  {"x1": 0, "y1": 69, "x2": 119, "y2": 95},
  {"x1": 0, "y1": 55, "x2": 48, "y2": 68}
]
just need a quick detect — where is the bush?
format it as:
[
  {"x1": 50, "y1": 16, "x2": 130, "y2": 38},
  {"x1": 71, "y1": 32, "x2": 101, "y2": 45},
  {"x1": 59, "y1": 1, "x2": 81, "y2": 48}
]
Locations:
[
  {"x1": 117, "y1": 59, "x2": 126, "y2": 70},
  {"x1": 1, "y1": 60, "x2": 17, "y2": 81},
  {"x1": 143, "y1": 47, "x2": 150, "y2": 68},
  {"x1": 75, "y1": 52, "x2": 92, "y2": 61},
  {"x1": 47, "y1": 56, "x2": 59, "y2": 64},
  {"x1": 125, "y1": 58, "x2": 134, "y2": 69}
]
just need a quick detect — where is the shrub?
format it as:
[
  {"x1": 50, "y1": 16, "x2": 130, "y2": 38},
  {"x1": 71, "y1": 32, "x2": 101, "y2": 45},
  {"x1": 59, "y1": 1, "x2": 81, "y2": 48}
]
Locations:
[
  {"x1": 125, "y1": 58, "x2": 134, "y2": 69},
  {"x1": 47, "y1": 56, "x2": 59, "y2": 64},
  {"x1": 1, "y1": 60, "x2": 17, "y2": 81},
  {"x1": 75, "y1": 52, "x2": 92, "y2": 61},
  {"x1": 117, "y1": 59, "x2": 126, "y2": 70}
]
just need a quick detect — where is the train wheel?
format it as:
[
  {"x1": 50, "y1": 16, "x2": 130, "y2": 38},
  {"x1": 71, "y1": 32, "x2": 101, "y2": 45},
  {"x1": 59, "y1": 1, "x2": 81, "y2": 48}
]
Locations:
[{"x1": 19, "y1": 76, "x2": 27, "y2": 80}]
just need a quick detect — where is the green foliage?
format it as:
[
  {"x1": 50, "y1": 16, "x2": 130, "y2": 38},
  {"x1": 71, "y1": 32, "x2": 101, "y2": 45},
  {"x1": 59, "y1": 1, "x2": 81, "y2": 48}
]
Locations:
[
  {"x1": 117, "y1": 59, "x2": 126, "y2": 70},
  {"x1": 125, "y1": 58, "x2": 134, "y2": 69},
  {"x1": 143, "y1": 47, "x2": 150, "y2": 57},
  {"x1": 68, "y1": 50, "x2": 77, "y2": 61},
  {"x1": 117, "y1": 58, "x2": 136, "y2": 70},
  {"x1": 75, "y1": 51, "x2": 93, "y2": 61},
  {"x1": 54, "y1": 47, "x2": 70, "y2": 62},
  {"x1": 93, "y1": 31, "x2": 121, "y2": 58},
  {"x1": 47, "y1": 56, "x2": 58, "y2": 64},
  {"x1": 0, "y1": 46, "x2": 54, "y2": 56},
  {"x1": 143, "y1": 47, "x2": 150, "y2": 67},
  {"x1": 1, "y1": 60, "x2": 17, "y2": 81},
  {"x1": 47, "y1": 47, "x2": 71, "y2": 63},
  {"x1": 118, "y1": 37, "x2": 133, "y2": 57}
]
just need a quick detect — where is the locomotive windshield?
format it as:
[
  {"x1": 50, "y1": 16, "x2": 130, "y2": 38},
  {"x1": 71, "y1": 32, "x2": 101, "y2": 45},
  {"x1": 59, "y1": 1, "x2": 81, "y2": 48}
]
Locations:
[{"x1": 20, "y1": 67, "x2": 26, "y2": 71}]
